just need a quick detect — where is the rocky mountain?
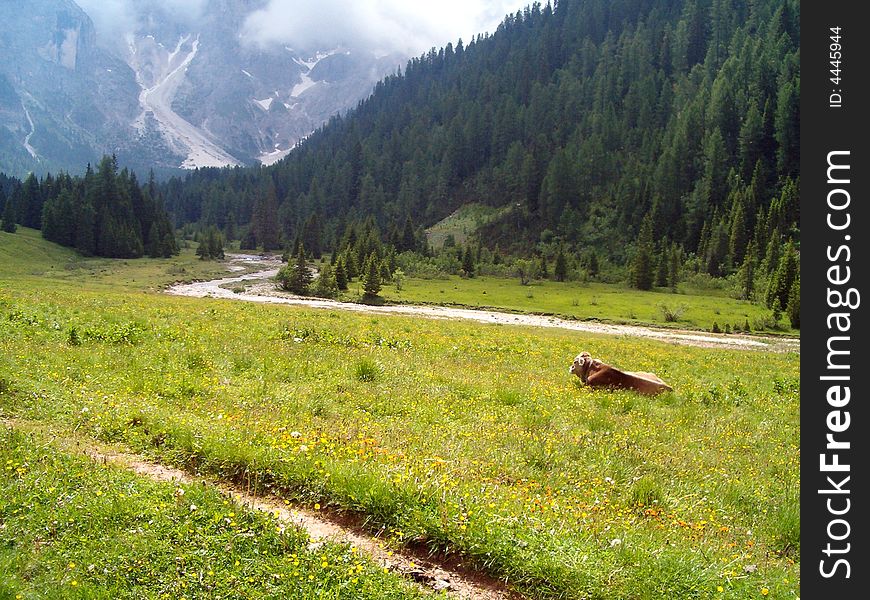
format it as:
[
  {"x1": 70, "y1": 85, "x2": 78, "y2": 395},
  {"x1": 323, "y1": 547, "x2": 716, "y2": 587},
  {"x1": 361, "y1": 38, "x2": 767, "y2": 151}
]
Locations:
[{"x1": 0, "y1": 0, "x2": 405, "y2": 176}]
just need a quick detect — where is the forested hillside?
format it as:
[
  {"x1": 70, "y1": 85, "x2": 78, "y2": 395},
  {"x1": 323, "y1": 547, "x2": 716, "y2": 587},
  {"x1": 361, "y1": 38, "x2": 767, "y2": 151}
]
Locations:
[
  {"x1": 160, "y1": 0, "x2": 798, "y2": 273},
  {"x1": 0, "y1": 0, "x2": 799, "y2": 310}
]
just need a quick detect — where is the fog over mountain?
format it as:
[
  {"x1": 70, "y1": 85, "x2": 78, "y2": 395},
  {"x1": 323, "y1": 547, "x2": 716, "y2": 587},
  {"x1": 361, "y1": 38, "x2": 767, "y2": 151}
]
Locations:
[{"x1": 0, "y1": 0, "x2": 525, "y2": 176}]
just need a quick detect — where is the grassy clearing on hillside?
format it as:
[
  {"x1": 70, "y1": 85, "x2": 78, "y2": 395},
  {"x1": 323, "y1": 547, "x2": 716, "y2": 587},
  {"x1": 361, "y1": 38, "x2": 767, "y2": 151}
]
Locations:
[
  {"x1": 425, "y1": 204, "x2": 508, "y2": 250},
  {"x1": 0, "y1": 232, "x2": 800, "y2": 599},
  {"x1": 374, "y1": 274, "x2": 795, "y2": 335},
  {"x1": 0, "y1": 427, "x2": 429, "y2": 599}
]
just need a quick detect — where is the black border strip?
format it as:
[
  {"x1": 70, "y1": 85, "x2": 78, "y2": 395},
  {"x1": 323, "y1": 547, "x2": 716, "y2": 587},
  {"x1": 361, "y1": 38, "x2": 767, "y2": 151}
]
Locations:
[{"x1": 801, "y1": 2, "x2": 869, "y2": 596}]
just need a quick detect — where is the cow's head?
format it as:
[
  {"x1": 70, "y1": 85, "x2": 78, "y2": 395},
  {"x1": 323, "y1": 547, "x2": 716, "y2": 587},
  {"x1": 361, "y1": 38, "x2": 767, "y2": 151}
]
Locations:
[{"x1": 570, "y1": 351, "x2": 594, "y2": 383}]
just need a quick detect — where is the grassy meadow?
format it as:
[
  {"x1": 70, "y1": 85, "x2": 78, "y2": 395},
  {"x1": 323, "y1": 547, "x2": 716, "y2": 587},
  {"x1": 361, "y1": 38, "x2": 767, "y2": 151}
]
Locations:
[
  {"x1": 376, "y1": 274, "x2": 796, "y2": 336},
  {"x1": 0, "y1": 228, "x2": 800, "y2": 599},
  {"x1": 1, "y1": 427, "x2": 430, "y2": 599}
]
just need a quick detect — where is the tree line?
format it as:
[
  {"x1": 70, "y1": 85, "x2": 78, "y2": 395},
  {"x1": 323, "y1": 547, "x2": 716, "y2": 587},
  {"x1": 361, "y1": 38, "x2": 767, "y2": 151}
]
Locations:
[{"x1": 0, "y1": 156, "x2": 177, "y2": 258}]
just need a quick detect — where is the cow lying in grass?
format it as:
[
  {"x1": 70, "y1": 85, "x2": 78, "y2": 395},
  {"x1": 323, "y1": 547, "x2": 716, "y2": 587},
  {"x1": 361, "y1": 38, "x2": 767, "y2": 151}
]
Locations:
[{"x1": 570, "y1": 352, "x2": 673, "y2": 395}]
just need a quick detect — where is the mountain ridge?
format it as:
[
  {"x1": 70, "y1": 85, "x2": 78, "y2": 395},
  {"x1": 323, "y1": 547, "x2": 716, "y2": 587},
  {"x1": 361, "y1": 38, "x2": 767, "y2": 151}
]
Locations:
[{"x1": 0, "y1": 0, "x2": 405, "y2": 177}]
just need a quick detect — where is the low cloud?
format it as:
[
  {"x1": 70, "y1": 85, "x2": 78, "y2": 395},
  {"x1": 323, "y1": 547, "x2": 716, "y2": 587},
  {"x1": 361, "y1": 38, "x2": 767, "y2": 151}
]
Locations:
[
  {"x1": 76, "y1": 0, "x2": 208, "y2": 45},
  {"x1": 240, "y1": 0, "x2": 528, "y2": 56},
  {"x1": 76, "y1": 0, "x2": 529, "y2": 57}
]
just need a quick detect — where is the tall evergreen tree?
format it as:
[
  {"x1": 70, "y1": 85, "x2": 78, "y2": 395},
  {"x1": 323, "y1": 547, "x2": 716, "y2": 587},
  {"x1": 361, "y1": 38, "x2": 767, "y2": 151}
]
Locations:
[
  {"x1": 362, "y1": 252, "x2": 382, "y2": 298},
  {"x1": 786, "y1": 276, "x2": 800, "y2": 329},
  {"x1": 253, "y1": 184, "x2": 282, "y2": 252},
  {"x1": 631, "y1": 215, "x2": 655, "y2": 290},
  {"x1": 2, "y1": 188, "x2": 17, "y2": 233},
  {"x1": 462, "y1": 245, "x2": 476, "y2": 277},
  {"x1": 334, "y1": 257, "x2": 349, "y2": 291},
  {"x1": 554, "y1": 246, "x2": 567, "y2": 282},
  {"x1": 278, "y1": 243, "x2": 313, "y2": 295}
]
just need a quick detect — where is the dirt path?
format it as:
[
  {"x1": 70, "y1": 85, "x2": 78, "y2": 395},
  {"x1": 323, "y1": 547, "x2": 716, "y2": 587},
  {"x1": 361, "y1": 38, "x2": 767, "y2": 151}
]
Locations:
[
  {"x1": 2, "y1": 418, "x2": 513, "y2": 600},
  {"x1": 165, "y1": 254, "x2": 799, "y2": 353}
]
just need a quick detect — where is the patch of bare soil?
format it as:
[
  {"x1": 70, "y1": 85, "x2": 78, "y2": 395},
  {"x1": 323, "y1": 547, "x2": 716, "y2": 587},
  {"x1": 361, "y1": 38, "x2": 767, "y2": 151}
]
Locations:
[
  {"x1": 2, "y1": 419, "x2": 514, "y2": 600},
  {"x1": 166, "y1": 254, "x2": 799, "y2": 353}
]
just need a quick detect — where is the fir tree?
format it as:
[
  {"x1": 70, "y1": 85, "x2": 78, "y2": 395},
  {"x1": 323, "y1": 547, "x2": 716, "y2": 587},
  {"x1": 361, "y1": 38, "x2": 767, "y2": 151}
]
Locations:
[
  {"x1": 314, "y1": 263, "x2": 338, "y2": 298},
  {"x1": 400, "y1": 215, "x2": 417, "y2": 252},
  {"x1": 668, "y1": 245, "x2": 682, "y2": 291},
  {"x1": 786, "y1": 277, "x2": 800, "y2": 329},
  {"x1": 362, "y1": 253, "x2": 382, "y2": 298},
  {"x1": 538, "y1": 254, "x2": 548, "y2": 279},
  {"x1": 278, "y1": 243, "x2": 312, "y2": 295},
  {"x1": 554, "y1": 246, "x2": 567, "y2": 282},
  {"x1": 148, "y1": 223, "x2": 161, "y2": 258},
  {"x1": 631, "y1": 216, "x2": 655, "y2": 290},
  {"x1": 2, "y1": 189, "x2": 17, "y2": 233},
  {"x1": 766, "y1": 241, "x2": 798, "y2": 309},
  {"x1": 462, "y1": 245, "x2": 476, "y2": 277},
  {"x1": 253, "y1": 185, "x2": 281, "y2": 252},
  {"x1": 334, "y1": 257, "x2": 349, "y2": 291},
  {"x1": 655, "y1": 248, "x2": 669, "y2": 287},
  {"x1": 587, "y1": 249, "x2": 599, "y2": 279},
  {"x1": 738, "y1": 241, "x2": 756, "y2": 300}
]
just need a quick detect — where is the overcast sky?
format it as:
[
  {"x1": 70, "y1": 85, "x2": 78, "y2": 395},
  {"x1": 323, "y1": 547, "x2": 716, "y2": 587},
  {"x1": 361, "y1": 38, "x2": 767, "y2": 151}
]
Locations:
[
  {"x1": 76, "y1": 0, "x2": 530, "y2": 56},
  {"x1": 240, "y1": 0, "x2": 531, "y2": 55}
]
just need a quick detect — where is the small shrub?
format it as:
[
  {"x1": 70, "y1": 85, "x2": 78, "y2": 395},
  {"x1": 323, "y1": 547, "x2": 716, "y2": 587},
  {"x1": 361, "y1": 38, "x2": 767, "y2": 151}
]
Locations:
[
  {"x1": 67, "y1": 326, "x2": 81, "y2": 346},
  {"x1": 658, "y1": 304, "x2": 687, "y2": 322},
  {"x1": 711, "y1": 322, "x2": 721, "y2": 333},
  {"x1": 353, "y1": 358, "x2": 381, "y2": 382}
]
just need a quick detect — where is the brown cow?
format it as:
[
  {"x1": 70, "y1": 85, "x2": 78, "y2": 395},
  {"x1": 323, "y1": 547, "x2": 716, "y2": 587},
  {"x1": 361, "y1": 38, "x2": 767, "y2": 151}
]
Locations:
[{"x1": 569, "y1": 352, "x2": 673, "y2": 395}]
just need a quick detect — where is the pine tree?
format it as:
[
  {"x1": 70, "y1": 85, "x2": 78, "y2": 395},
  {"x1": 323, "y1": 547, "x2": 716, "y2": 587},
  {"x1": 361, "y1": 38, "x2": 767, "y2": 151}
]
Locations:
[
  {"x1": 738, "y1": 241, "x2": 756, "y2": 300},
  {"x1": 362, "y1": 253, "x2": 382, "y2": 298},
  {"x1": 587, "y1": 249, "x2": 599, "y2": 278},
  {"x1": 538, "y1": 254, "x2": 548, "y2": 279},
  {"x1": 2, "y1": 189, "x2": 17, "y2": 233},
  {"x1": 334, "y1": 257, "x2": 349, "y2": 291},
  {"x1": 554, "y1": 246, "x2": 567, "y2": 282},
  {"x1": 225, "y1": 213, "x2": 237, "y2": 242},
  {"x1": 667, "y1": 244, "x2": 682, "y2": 291},
  {"x1": 208, "y1": 228, "x2": 225, "y2": 260},
  {"x1": 342, "y1": 248, "x2": 358, "y2": 279},
  {"x1": 786, "y1": 276, "x2": 800, "y2": 329},
  {"x1": 278, "y1": 243, "x2": 312, "y2": 295},
  {"x1": 766, "y1": 241, "x2": 798, "y2": 309},
  {"x1": 631, "y1": 216, "x2": 655, "y2": 290},
  {"x1": 462, "y1": 245, "x2": 476, "y2": 277},
  {"x1": 148, "y1": 223, "x2": 161, "y2": 258},
  {"x1": 655, "y1": 248, "x2": 669, "y2": 287},
  {"x1": 314, "y1": 263, "x2": 338, "y2": 298},
  {"x1": 253, "y1": 185, "x2": 281, "y2": 252}
]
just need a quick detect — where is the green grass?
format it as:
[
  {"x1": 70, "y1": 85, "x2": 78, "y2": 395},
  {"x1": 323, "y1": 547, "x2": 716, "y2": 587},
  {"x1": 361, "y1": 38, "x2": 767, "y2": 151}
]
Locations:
[
  {"x1": 0, "y1": 227, "x2": 235, "y2": 292},
  {"x1": 425, "y1": 204, "x2": 507, "y2": 249},
  {"x1": 0, "y1": 427, "x2": 430, "y2": 599},
  {"x1": 376, "y1": 274, "x2": 797, "y2": 335},
  {"x1": 0, "y1": 230, "x2": 800, "y2": 599}
]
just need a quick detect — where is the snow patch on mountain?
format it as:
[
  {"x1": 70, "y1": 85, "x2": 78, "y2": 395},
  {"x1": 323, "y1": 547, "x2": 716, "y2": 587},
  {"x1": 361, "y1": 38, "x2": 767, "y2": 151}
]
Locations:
[{"x1": 258, "y1": 146, "x2": 293, "y2": 166}]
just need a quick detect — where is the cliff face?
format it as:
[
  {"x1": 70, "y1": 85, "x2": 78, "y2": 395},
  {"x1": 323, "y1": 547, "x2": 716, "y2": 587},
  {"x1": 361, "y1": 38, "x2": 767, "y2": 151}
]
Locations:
[{"x1": 0, "y1": 0, "x2": 141, "y2": 174}]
